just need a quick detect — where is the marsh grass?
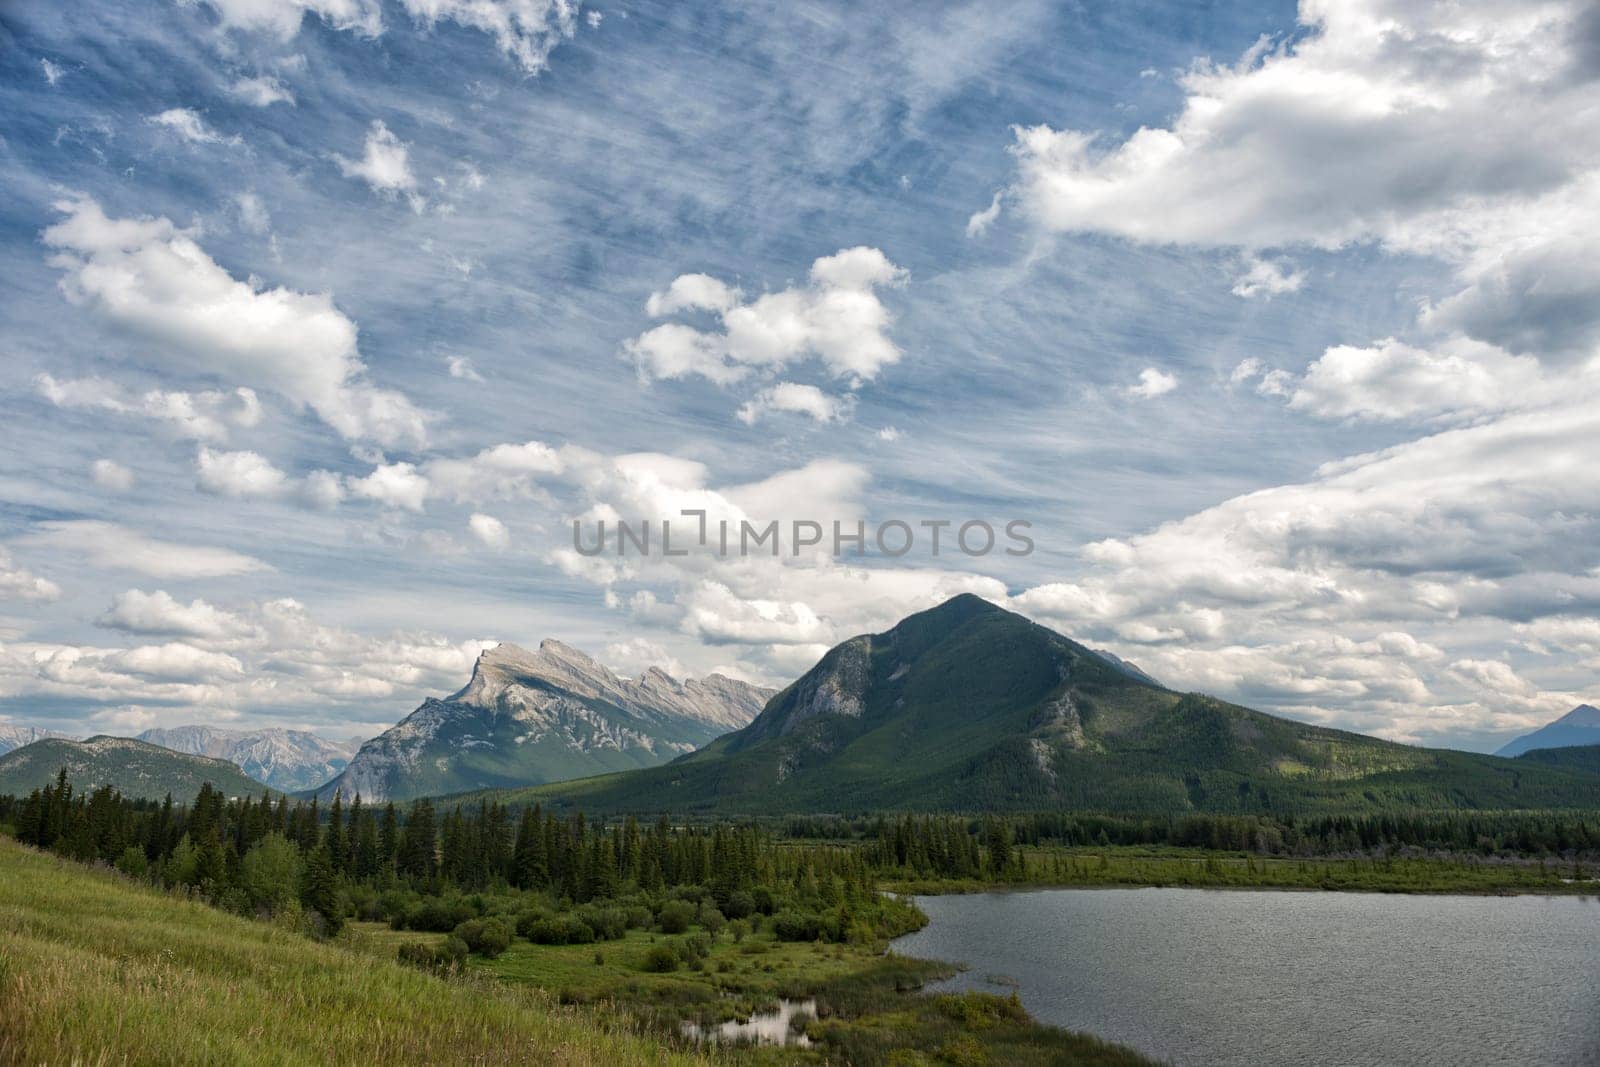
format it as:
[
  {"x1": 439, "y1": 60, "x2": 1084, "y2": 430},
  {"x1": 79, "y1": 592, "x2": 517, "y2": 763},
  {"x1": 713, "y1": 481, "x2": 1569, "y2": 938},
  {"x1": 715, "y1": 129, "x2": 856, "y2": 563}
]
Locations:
[{"x1": 0, "y1": 838, "x2": 707, "y2": 1066}]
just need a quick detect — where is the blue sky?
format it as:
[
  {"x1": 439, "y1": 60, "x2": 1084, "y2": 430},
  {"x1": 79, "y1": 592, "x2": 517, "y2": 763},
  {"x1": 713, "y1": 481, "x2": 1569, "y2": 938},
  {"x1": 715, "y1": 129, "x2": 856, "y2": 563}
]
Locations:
[{"x1": 2, "y1": 0, "x2": 1597, "y2": 750}]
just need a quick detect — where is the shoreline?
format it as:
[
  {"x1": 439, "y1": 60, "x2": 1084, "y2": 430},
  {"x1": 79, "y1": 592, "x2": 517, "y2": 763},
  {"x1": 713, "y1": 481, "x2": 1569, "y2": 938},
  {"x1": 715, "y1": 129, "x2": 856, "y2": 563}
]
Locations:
[{"x1": 888, "y1": 878, "x2": 1600, "y2": 898}]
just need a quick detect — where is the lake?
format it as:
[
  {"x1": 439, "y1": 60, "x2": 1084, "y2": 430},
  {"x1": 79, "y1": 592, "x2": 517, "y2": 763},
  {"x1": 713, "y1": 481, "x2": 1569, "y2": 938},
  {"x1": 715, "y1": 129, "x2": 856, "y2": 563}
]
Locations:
[{"x1": 890, "y1": 887, "x2": 1600, "y2": 1066}]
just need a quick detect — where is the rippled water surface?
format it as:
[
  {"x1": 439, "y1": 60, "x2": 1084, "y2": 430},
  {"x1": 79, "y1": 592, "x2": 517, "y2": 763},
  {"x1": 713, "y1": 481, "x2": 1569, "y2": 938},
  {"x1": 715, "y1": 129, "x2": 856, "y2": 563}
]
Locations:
[{"x1": 891, "y1": 888, "x2": 1600, "y2": 1066}]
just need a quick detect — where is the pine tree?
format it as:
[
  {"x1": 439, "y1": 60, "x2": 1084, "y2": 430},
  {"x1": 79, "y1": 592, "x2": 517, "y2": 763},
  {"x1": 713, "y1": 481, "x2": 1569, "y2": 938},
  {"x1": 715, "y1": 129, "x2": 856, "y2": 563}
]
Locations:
[
  {"x1": 399, "y1": 800, "x2": 437, "y2": 884},
  {"x1": 299, "y1": 843, "x2": 344, "y2": 937}
]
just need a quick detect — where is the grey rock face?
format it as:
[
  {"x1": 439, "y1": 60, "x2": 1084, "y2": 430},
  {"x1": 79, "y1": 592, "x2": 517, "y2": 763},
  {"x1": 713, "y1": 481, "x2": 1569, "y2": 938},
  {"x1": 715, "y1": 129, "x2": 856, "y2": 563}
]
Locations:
[
  {"x1": 138, "y1": 726, "x2": 362, "y2": 793},
  {"x1": 316, "y1": 639, "x2": 773, "y2": 803},
  {"x1": 0, "y1": 724, "x2": 72, "y2": 757}
]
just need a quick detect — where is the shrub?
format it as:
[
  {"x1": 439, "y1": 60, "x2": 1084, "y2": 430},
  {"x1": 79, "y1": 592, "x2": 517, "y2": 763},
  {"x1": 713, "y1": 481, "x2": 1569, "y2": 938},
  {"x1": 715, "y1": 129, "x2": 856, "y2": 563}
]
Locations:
[
  {"x1": 523, "y1": 915, "x2": 595, "y2": 945},
  {"x1": 935, "y1": 991, "x2": 1029, "y2": 1029},
  {"x1": 575, "y1": 905, "x2": 629, "y2": 941},
  {"x1": 453, "y1": 917, "x2": 513, "y2": 958},
  {"x1": 657, "y1": 900, "x2": 695, "y2": 934},
  {"x1": 114, "y1": 845, "x2": 149, "y2": 880},
  {"x1": 938, "y1": 1034, "x2": 989, "y2": 1066},
  {"x1": 697, "y1": 905, "x2": 726, "y2": 939},
  {"x1": 623, "y1": 905, "x2": 654, "y2": 930},
  {"x1": 239, "y1": 833, "x2": 299, "y2": 913},
  {"x1": 729, "y1": 918, "x2": 750, "y2": 943},
  {"x1": 642, "y1": 943, "x2": 680, "y2": 973},
  {"x1": 514, "y1": 909, "x2": 552, "y2": 940},
  {"x1": 772, "y1": 909, "x2": 824, "y2": 942},
  {"x1": 404, "y1": 897, "x2": 477, "y2": 933},
  {"x1": 751, "y1": 887, "x2": 776, "y2": 915},
  {"x1": 681, "y1": 932, "x2": 712, "y2": 963},
  {"x1": 723, "y1": 890, "x2": 756, "y2": 919}
]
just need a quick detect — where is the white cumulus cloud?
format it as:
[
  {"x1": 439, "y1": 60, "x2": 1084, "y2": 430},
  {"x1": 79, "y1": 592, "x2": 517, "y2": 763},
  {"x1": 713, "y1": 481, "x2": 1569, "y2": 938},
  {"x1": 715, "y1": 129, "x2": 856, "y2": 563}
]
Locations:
[{"x1": 43, "y1": 196, "x2": 432, "y2": 448}]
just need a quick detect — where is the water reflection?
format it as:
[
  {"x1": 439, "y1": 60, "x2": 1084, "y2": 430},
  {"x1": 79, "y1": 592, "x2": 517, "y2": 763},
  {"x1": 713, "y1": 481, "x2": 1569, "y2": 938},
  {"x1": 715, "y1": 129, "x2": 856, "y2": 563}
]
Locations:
[{"x1": 681, "y1": 998, "x2": 816, "y2": 1048}]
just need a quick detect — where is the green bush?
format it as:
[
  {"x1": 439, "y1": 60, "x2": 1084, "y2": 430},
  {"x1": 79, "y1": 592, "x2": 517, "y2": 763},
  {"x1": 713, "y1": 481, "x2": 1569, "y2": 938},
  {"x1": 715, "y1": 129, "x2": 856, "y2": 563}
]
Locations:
[
  {"x1": 680, "y1": 932, "x2": 712, "y2": 963},
  {"x1": 453, "y1": 917, "x2": 513, "y2": 958},
  {"x1": 772, "y1": 909, "x2": 824, "y2": 942},
  {"x1": 641, "y1": 943, "x2": 680, "y2": 973},
  {"x1": 722, "y1": 890, "x2": 756, "y2": 919},
  {"x1": 697, "y1": 905, "x2": 726, "y2": 938},
  {"x1": 575, "y1": 905, "x2": 629, "y2": 941},
  {"x1": 657, "y1": 900, "x2": 694, "y2": 934},
  {"x1": 514, "y1": 909, "x2": 552, "y2": 940},
  {"x1": 239, "y1": 834, "x2": 300, "y2": 913},
  {"x1": 114, "y1": 845, "x2": 149, "y2": 880},
  {"x1": 522, "y1": 915, "x2": 595, "y2": 945},
  {"x1": 402, "y1": 897, "x2": 477, "y2": 933}
]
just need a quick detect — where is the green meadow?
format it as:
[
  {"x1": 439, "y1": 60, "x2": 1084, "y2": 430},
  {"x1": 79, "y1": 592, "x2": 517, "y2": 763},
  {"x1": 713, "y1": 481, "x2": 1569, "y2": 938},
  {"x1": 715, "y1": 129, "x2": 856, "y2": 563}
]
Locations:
[{"x1": 0, "y1": 837, "x2": 703, "y2": 1067}]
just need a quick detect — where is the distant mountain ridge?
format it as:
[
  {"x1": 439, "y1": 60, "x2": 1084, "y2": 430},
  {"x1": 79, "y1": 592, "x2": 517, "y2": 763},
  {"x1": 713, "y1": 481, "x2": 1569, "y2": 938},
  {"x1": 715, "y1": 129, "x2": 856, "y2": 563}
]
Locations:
[
  {"x1": 1495, "y1": 705, "x2": 1600, "y2": 757},
  {"x1": 495, "y1": 595, "x2": 1600, "y2": 816},
  {"x1": 0, "y1": 735, "x2": 267, "y2": 801},
  {"x1": 0, "y1": 724, "x2": 71, "y2": 757},
  {"x1": 314, "y1": 639, "x2": 772, "y2": 802},
  {"x1": 137, "y1": 726, "x2": 362, "y2": 792}
]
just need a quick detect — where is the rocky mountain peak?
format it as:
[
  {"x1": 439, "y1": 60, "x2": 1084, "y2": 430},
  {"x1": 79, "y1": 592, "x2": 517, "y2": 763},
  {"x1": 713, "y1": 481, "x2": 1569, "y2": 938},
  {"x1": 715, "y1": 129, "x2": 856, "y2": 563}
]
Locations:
[{"x1": 319, "y1": 636, "x2": 775, "y2": 802}]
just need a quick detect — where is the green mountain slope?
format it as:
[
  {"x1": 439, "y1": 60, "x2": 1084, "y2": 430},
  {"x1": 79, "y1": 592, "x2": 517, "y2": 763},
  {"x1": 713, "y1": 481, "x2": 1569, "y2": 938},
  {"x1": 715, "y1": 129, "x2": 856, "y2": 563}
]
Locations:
[
  {"x1": 492, "y1": 595, "x2": 1600, "y2": 816},
  {"x1": 0, "y1": 736, "x2": 267, "y2": 801},
  {"x1": 1517, "y1": 744, "x2": 1600, "y2": 776}
]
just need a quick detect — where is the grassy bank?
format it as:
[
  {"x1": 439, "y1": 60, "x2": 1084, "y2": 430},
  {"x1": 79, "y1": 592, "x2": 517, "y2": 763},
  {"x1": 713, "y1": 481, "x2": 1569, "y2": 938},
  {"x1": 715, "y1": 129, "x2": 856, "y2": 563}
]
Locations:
[
  {"x1": 883, "y1": 845, "x2": 1599, "y2": 895},
  {"x1": 0, "y1": 837, "x2": 705, "y2": 1066},
  {"x1": 355, "y1": 915, "x2": 1154, "y2": 1065}
]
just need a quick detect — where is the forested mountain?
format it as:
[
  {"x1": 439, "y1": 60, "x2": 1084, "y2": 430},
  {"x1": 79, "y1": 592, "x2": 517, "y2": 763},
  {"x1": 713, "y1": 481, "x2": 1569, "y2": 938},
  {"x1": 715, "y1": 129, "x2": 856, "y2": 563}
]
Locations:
[
  {"x1": 314, "y1": 640, "x2": 772, "y2": 803},
  {"x1": 0, "y1": 736, "x2": 266, "y2": 801},
  {"x1": 1517, "y1": 744, "x2": 1600, "y2": 777},
  {"x1": 137, "y1": 726, "x2": 361, "y2": 793},
  {"x1": 494, "y1": 595, "x2": 1600, "y2": 816},
  {"x1": 1496, "y1": 705, "x2": 1600, "y2": 757}
]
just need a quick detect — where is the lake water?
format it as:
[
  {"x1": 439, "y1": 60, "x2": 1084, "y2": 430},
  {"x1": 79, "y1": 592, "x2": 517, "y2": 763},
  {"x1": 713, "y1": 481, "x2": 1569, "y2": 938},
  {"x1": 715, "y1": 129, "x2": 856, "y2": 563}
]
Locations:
[
  {"x1": 680, "y1": 998, "x2": 815, "y2": 1048},
  {"x1": 891, "y1": 888, "x2": 1600, "y2": 1066}
]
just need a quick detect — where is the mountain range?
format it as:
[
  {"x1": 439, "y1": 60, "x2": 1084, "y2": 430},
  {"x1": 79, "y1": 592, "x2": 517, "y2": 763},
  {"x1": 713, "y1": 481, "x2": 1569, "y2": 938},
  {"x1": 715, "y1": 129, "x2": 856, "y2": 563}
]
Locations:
[
  {"x1": 1495, "y1": 705, "x2": 1600, "y2": 758},
  {"x1": 0, "y1": 736, "x2": 267, "y2": 801},
  {"x1": 135, "y1": 726, "x2": 361, "y2": 793},
  {"x1": 485, "y1": 595, "x2": 1600, "y2": 816},
  {"x1": 313, "y1": 639, "x2": 772, "y2": 803},
  {"x1": 0, "y1": 724, "x2": 70, "y2": 757}
]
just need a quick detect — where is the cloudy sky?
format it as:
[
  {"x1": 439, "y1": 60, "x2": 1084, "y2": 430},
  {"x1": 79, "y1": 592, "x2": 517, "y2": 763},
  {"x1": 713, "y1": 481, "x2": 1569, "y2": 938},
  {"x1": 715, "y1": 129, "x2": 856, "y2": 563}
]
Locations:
[{"x1": 2, "y1": 0, "x2": 1597, "y2": 750}]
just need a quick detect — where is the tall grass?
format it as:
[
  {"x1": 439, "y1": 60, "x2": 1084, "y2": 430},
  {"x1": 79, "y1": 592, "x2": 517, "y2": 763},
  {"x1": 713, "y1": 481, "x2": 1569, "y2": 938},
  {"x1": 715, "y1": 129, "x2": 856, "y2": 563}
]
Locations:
[{"x1": 0, "y1": 838, "x2": 707, "y2": 1066}]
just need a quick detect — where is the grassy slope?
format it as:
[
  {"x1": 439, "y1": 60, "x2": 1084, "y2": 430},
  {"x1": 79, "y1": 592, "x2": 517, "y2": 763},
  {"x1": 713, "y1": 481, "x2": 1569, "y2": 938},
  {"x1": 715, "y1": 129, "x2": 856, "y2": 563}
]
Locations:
[
  {"x1": 0, "y1": 838, "x2": 702, "y2": 1066},
  {"x1": 0, "y1": 736, "x2": 267, "y2": 801},
  {"x1": 470, "y1": 599, "x2": 1600, "y2": 817}
]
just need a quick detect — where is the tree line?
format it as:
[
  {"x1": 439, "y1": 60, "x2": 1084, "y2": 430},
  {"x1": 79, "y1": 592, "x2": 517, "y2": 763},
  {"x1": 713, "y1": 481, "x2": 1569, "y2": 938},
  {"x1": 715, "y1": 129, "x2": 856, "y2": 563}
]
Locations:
[
  {"x1": 0, "y1": 773, "x2": 935, "y2": 945},
  {"x1": 788, "y1": 809, "x2": 1600, "y2": 869}
]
